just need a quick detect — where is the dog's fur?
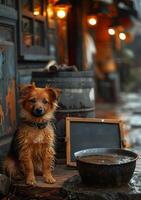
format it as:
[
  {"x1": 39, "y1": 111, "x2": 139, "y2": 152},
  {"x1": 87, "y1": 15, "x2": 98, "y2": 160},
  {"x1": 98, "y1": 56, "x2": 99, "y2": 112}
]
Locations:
[{"x1": 4, "y1": 83, "x2": 61, "y2": 185}]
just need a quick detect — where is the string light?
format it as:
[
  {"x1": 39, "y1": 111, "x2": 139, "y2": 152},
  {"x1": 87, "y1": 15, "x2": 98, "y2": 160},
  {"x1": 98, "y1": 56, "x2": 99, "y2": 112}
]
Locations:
[
  {"x1": 87, "y1": 16, "x2": 97, "y2": 26},
  {"x1": 119, "y1": 32, "x2": 126, "y2": 40},
  {"x1": 108, "y1": 28, "x2": 115, "y2": 35}
]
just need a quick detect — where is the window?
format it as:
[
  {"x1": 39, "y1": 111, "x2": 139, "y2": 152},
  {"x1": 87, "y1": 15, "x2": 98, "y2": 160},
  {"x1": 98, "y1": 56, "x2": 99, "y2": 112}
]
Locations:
[
  {"x1": 22, "y1": 17, "x2": 33, "y2": 47},
  {"x1": 22, "y1": 0, "x2": 45, "y2": 48},
  {"x1": 19, "y1": 0, "x2": 53, "y2": 60},
  {"x1": 34, "y1": 20, "x2": 44, "y2": 46}
]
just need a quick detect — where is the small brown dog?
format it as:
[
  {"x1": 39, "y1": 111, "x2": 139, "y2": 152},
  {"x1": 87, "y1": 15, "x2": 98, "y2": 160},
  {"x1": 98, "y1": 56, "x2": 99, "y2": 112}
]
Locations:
[{"x1": 4, "y1": 83, "x2": 61, "y2": 185}]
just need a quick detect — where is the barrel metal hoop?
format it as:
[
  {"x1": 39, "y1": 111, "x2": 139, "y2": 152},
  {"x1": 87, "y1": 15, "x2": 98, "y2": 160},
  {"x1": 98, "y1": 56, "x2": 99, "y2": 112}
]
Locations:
[{"x1": 57, "y1": 107, "x2": 95, "y2": 113}]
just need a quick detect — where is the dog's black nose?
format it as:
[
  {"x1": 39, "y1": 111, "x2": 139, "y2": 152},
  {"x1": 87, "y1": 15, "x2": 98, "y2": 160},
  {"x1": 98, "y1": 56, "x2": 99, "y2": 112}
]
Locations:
[{"x1": 32, "y1": 108, "x2": 44, "y2": 117}]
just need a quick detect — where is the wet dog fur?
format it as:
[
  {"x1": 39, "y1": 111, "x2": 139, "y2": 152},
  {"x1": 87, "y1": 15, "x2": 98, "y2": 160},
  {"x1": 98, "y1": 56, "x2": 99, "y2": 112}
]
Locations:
[{"x1": 4, "y1": 83, "x2": 61, "y2": 185}]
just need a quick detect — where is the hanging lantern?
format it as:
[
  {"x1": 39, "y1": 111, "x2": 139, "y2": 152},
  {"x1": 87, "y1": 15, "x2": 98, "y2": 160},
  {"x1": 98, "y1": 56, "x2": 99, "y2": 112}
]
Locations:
[
  {"x1": 56, "y1": 9, "x2": 67, "y2": 19},
  {"x1": 87, "y1": 15, "x2": 97, "y2": 26},
  {"x1": 53, "y1": 0, "x2": 71, "y2": 19}
]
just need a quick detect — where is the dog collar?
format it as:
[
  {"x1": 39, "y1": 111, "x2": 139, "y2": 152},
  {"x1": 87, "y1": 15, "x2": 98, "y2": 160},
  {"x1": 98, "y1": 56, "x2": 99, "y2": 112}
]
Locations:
[{"x1": 24, "y1": 121, "x2": 49, "y2": 129}]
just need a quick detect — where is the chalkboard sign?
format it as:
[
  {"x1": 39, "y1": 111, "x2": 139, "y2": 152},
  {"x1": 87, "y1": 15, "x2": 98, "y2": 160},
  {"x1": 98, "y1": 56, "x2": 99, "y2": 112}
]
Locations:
[{"x1": 66, "y1": 117, "x2": 124, "y2": 166}]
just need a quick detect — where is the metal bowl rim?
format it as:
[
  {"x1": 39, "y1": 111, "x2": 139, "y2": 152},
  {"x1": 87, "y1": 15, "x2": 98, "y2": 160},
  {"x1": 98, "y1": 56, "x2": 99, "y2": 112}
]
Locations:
[{"x1": 74, "y1": 148, "x2": 139, "y2": 166}]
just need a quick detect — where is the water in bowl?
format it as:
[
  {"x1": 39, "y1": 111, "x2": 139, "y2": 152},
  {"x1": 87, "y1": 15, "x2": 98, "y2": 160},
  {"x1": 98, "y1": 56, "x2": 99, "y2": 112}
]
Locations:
[{"x1": 79, "y1": 154, "x2": 133, "y2": 165}]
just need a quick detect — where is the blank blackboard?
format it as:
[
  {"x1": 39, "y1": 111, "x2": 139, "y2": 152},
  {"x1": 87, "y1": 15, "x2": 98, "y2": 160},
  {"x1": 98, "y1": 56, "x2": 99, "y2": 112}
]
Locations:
[{"x1": 66, "y1": 117, "x2": 123, "y2": 166}]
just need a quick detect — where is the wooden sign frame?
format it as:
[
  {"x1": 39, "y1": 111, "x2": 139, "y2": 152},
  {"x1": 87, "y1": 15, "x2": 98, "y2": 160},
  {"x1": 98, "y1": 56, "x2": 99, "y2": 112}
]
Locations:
[{"x1": 66, "y1": 117, "x2": 124, "y2": 166}]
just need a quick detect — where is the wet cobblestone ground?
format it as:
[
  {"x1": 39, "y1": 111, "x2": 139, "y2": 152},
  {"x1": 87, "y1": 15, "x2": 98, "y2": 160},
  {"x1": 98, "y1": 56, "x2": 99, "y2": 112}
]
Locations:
[{"x1": 96, "y1": 92, "x2": 141, "y2": 172}]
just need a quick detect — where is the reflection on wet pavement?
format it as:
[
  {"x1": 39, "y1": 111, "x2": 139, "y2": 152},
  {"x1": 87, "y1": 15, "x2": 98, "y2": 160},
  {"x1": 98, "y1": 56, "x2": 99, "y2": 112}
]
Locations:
[
  {"x1": 129, "y1": 172, "x2": 141, "y2": 193},
  {"x1": 96, "y1": 93, "x2": 141, "y2": 171}
]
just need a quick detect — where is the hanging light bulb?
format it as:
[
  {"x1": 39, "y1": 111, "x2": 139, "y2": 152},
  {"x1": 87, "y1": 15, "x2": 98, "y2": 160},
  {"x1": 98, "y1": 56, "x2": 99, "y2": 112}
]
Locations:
[
  {"x1": 108, "y1": 28, "x2": 115, "y2": 35},
  {"x1": 119, "y1": 32, "x2": 126, "y2": 40},
  {"x1": 87, "y1": 16, "x2": 97, "y2": 26},
  {"x1": 54, "y1": 0, "x2": 71, "y2": 19},
  {"x1": 56, "y1": 9, "x2": 66, "y2": 18}
]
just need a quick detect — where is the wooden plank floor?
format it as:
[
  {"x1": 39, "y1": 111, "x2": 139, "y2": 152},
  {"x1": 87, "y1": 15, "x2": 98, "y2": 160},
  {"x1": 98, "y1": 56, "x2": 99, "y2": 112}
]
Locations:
[
  {"x1": 39, "y1": 165, "x2": 77, "y2": 188},
  {"x1": 13, "y1": 165, "x2": 78, "y2": 188},
  {"x1": 12, "y1": 165, "x2": 78, "y2": 199}
]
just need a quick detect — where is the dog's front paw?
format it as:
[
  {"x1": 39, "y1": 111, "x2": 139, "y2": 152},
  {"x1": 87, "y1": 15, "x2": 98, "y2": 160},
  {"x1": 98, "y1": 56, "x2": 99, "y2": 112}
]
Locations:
[
  {"x1": 26, "y1": 176, "x2": 36, "y2": 185},
  {"x1": 44, "y1": 175, "x2": 56, "y2": 184}
]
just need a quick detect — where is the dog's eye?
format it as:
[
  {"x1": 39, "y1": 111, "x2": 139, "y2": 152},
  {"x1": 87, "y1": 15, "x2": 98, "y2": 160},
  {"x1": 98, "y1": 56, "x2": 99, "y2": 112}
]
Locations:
[
  {"x1": 43, "y1": 99, "x2": 48, "y2": 104},
  {"x1": 29, "y1": 98, "x2": 36, "y2": 103}
]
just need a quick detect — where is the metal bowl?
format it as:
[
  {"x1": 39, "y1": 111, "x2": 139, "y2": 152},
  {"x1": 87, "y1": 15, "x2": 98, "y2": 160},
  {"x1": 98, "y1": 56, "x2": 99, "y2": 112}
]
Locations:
[{"x1": 74, "y1": 148, "x2": 138, "y2": 187}]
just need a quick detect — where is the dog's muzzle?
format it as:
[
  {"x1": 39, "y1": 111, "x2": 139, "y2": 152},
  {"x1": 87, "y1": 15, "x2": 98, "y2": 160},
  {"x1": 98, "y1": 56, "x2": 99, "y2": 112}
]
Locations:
[{"x1": 32, "y1": 107, "x2": 45, "y2": 117}]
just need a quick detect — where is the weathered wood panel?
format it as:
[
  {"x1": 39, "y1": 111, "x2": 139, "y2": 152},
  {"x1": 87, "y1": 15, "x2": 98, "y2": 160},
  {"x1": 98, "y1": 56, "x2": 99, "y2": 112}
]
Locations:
[
  {"x1": 0, "y1": 4, "x2": 17, "y2": 171},
  {"x1": 0, "y1": 42, "x2": 17, "y2": 138}
]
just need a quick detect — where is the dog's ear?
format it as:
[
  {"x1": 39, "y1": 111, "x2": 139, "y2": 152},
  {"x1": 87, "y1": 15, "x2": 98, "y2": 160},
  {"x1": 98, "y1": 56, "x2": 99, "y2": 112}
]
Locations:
[
  {"x1": 19, "y1": 83, "x2": 36, "y2": 99},
  {"x1": 45, "y1": 87, "x2": 61, "y2": 102}
]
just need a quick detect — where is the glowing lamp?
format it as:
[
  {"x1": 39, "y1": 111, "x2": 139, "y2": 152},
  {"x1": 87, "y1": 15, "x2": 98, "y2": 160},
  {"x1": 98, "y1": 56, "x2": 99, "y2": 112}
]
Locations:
[
  {"x1": 54, "y1": 0, "x2": 71, "y2": 19},
  {"x1": 56, "y1": 9, "x2": 66, "y2": 18},
  {"x1": 34, "y1": 10, "x2": 40, "y2": 16},
  {"x1": 87, "y1": 16, "x2": 97, "y2": 26},
  {"x1": 119, "y1": 32, "x2": 126, "y2": 40},
  {"x1": 108, "y1": 28, "x2": 115, "y2": 35}
]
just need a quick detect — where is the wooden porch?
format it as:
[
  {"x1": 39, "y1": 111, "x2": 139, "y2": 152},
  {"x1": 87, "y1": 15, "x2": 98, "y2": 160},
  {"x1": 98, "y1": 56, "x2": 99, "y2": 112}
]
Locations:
[
  {"x1": 9, "y1": 162, "x2": 141, "y2": 200},
  {"x1": 10, "y1": 165, "x2": 77, "y2": 199}
]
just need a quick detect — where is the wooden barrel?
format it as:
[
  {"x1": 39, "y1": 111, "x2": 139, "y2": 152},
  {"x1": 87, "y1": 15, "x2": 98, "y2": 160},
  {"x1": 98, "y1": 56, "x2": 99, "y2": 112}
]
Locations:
[{"x1": 32, "y1": 71, "x2": 95, "y2": 159}]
